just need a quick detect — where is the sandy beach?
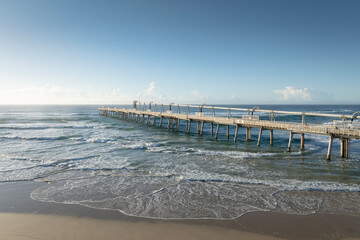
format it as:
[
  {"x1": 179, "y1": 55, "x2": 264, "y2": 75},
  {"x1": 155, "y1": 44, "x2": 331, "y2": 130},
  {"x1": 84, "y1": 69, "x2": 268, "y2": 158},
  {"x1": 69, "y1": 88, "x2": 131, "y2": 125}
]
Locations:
[
  {"x1": 0, "y1": 213, "x2": 284, "y2": 240},
  {"x1": 1, "y1": 181, "x2": 360, "y2": 240},
  {"x1": 1, "y1": 212, "x2": 360, "y2": 240}
]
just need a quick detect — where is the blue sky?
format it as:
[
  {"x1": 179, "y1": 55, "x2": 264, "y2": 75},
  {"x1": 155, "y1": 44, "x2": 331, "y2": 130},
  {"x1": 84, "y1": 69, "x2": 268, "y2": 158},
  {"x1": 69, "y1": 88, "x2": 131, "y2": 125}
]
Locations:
[{"x1": 0, "y1": 0, "x2": 359, "y2": 104}]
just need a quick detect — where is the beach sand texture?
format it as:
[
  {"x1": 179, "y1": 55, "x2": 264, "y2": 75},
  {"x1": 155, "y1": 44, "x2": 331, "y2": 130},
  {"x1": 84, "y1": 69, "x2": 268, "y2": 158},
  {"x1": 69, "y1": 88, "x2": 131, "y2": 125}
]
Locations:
[{"x1": 0, "y1": 213, "x2": 283, "y2": 240}]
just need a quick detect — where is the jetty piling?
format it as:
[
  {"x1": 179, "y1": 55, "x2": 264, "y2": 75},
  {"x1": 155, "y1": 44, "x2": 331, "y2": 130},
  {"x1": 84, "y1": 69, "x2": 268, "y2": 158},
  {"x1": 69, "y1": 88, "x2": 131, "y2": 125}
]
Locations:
[{"x1": 99, "y1": 102, "x2": 360, "y2": 160}]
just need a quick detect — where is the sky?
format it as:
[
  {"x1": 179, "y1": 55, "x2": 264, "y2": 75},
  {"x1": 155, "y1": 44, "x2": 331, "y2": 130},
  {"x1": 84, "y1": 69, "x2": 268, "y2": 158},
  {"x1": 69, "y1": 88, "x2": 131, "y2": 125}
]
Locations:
[{"x1": 0, "y1": 0, "x2": 359, "y2": 105}]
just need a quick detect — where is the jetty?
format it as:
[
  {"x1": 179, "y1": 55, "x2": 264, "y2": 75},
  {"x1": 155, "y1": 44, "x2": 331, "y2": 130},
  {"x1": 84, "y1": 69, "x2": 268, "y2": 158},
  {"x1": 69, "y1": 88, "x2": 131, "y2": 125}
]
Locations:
[{"x1": 99, "y1": 101, "x2": 360, "y2": 160}]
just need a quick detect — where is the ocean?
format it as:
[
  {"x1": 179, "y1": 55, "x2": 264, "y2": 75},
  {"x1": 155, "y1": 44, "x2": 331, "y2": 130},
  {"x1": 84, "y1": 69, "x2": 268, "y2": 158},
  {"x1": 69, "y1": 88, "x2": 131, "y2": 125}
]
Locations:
[{"x1": 0, "y1": 105, "x2": 359, "y2": 220}]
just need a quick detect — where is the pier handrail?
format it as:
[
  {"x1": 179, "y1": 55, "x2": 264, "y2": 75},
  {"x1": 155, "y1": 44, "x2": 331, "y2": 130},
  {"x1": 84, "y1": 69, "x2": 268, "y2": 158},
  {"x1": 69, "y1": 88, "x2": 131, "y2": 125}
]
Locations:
[{"x1": 140, "y1": 103, "x2": 359, "y2": 120}]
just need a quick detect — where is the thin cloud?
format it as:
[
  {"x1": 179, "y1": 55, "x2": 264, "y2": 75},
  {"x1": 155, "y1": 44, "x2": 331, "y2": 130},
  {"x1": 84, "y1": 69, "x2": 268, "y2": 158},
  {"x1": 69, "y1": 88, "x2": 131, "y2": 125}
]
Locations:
[
  {"x1": 0, "y1": 85, "x2": 131, "y2": 104},
  {"x1": 135, "y1": 82, "x2": 167, "y2": 102},
  {"x1": 274, "y1": 86, "x2": 311, "y2": 102}
]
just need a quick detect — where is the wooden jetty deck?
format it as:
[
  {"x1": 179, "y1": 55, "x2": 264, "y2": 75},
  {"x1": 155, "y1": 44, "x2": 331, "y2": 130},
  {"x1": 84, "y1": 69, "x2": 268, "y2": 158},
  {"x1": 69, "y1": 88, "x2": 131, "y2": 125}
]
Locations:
[{"x1": 99, "y1": 102, "x2": 360, "y2": 160}]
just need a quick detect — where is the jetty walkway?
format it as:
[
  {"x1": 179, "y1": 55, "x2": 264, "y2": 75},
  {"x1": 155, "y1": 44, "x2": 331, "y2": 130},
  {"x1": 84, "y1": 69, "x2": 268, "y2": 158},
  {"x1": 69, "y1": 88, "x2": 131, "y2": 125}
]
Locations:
[{"x1": 99, "y1": 102, "x2": 360, "y2": 160}]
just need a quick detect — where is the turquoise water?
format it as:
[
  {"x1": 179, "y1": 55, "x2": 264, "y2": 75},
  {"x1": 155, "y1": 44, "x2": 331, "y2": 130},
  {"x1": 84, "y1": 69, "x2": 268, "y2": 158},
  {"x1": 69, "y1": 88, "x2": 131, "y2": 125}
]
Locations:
[{"x1": 0, "y1": 105, "x2": 359, "y2": 219}]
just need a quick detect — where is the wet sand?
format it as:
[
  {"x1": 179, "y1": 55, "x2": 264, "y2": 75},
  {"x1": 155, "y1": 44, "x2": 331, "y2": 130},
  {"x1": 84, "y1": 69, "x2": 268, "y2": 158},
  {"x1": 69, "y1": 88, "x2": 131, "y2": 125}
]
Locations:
[
  {"x1": 0, "y1": 213, "x2": 283, "y2": 240},
  {"x1": 1, "y1": 181, "x2": 360, "y2": 240}
]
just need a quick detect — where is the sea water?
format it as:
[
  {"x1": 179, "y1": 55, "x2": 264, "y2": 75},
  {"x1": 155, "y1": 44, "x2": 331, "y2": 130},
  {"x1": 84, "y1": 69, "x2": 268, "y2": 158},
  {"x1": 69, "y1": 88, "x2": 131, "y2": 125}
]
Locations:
[{"x1": 0, "y1": 105, "x2": 359, "y2": 219}]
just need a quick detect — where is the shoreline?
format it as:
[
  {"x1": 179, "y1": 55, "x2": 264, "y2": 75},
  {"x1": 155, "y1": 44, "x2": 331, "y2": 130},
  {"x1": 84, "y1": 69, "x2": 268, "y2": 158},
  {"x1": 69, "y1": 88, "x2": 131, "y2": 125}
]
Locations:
[{"x1": 1, "y1": 181, "x2": 360, "y2": 239}]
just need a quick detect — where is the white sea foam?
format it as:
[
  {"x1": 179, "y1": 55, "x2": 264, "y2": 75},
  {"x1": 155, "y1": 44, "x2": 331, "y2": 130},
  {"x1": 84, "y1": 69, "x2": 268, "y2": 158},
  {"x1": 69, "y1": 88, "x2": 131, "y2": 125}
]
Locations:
[
  {"x1": 194, "y1": 149, "x2": 275, "y2": 159},
  {"x1": 0, "y1": 123, "x2": 105, "y2": 130},
  {"x1": 31, "y1": 175, "x2": 360, "y2": 220},
  {"x1": 0, "y1": 136, "x2": 66, "y2": 141}
]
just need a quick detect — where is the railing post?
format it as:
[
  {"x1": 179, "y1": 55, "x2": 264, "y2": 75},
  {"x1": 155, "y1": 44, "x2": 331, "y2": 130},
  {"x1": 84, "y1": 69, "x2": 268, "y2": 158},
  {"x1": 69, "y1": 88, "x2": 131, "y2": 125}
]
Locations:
[{"x1": 302, "y1": 113, "x2": 306, "y2": 124}]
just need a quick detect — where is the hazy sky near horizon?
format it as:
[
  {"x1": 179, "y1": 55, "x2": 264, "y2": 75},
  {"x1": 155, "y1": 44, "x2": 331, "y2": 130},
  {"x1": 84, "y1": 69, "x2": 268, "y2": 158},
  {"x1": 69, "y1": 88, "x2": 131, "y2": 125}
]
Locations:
[{"x1": 0, "y1": 0, "x2": 359, "y2": 105}]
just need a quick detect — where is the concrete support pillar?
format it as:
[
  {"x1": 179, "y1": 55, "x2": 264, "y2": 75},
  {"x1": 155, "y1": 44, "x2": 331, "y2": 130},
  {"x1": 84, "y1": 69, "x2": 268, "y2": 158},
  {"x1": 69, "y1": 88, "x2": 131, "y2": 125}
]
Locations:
[
  {"x1": 200, "y1": 121, "x2": 204, "y2": 136},
  {"x1": 270, "y1": 129, "x2": 273, "y2": 146},
  {"x1": 211, "y1": 123, "x2": 214, "y2": 136},
  {"x1": 257, "y1": 128, "x2": 263, "y2": 147},
  {"x1": 341, "y1": 139, "x2": 350, "y2": 159},
  {"x1": 341, "y1": 139, "x2": 344, "y2": 158},
  {"x1": 147, "y1": 115, "x2": 151, "y2": 124},
  {"x1": 153, "y1": 116, "x2": 156, "y2": 125},
  {"x1": 160, "y1": 117, "x2": 163, "y2": 127},
  {"x1": 167, "y1": 118, "x2": 170, "y2": 129},
  {"x1": 287, "y1": 132, "x2": 293, "y2": 152},
  {"x1": 246, "y1": 127, "x2": 251, "y2": 141},
  {"x1": 186, "y1": 120, "x2": 189, "y2": 132},
  {"x1": 234, "y1": 125, "x2": 239, "y2": 143},
  {"x1": 197, "y1": 122, "x2": 201, "y2": 134},
  {"x1": 327, "y1": 135, "x2": 333, "y2": 160},
  {"x1": 300, "y1": 133, "x2": 305, "y2": 151},
  {"x1": 177, "y1": 119, "x2": 180, "y2": 130},
  {"x1": 215, "y1": 124, "x2": 220, "y2": 139},
  {"x1": 348, "y1": 140, "x2": 350, "y2": 158},
  {"x1": 187, "y1": 120, "x2": 192, "y2": 133},
  {"x1": 226, "y1": 125, "x2": 229, "y2": 139}
]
